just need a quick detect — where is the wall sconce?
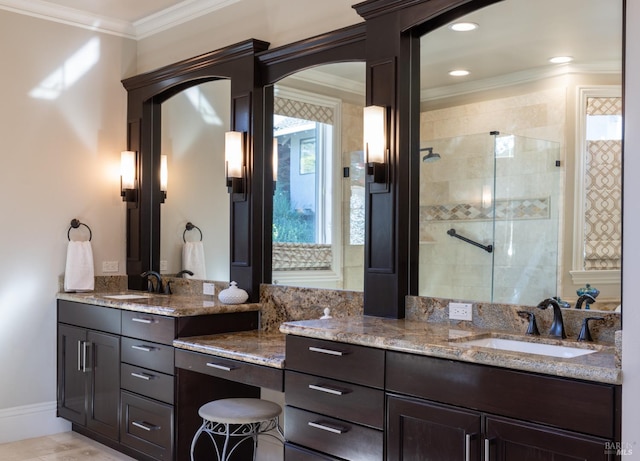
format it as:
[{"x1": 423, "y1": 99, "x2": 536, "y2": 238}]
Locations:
[
  {"x1": 120, "y1": 150, "x2": 138, "y2": 202},
  {"x1": 225, "y1": 131, "x2": 246, "y2": 201},
  {"x1": 363, "y1": 105, "x2": 389, "y2": 192},
  {"x1": 160, "y1": 155, "x2": 168, "y2": 203},
  {"x1": 272, "y1": 138, "x2": 278, "y2": 195}
]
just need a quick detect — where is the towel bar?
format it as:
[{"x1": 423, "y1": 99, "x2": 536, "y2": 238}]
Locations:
[
  {"x1": 183, "y1": 222, "x2": 203, "y2": 242},
  {"x1": 68, "y1": 219, "x2": 92, "y2": 241}
]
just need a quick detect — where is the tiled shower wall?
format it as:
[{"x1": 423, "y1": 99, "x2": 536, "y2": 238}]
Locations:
[{"x1": 419, "y1": 87, "x2": 566, "y2": 305}]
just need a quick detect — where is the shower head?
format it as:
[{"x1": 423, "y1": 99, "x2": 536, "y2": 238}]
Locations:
[{"x1": 421, "y1": 147, "x2": 441, "y2": 163}]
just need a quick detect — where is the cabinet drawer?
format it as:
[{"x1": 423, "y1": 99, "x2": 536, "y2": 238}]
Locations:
[
  {"x1": 122, "y1": 311, "x2": 175, "y2": 345},
  {"x1": 285, "y1": 443, "x2": 342, "y2": 460},
  {"x1": 286, "y1": 336, "x2": 384, "y2": 388},
  {"x1": 58, "y1": 300, "x2": 121, "y2": 334},
  {"x1": 121, "y1": 363, "x2": 174, "y2": 404},
  {"x1": 122, "y1": 337, "x2": 174, "y2": 375},
  {"x1": 386, "y1": 351, "x2": 617, "y2": 439},
  {"x1": 285, "y1": 371, "x2": 384, "y2": 429},
  {"x1": 175, "y1": 349, "x2": 283, "y2": 392},
  {"x1": 120, "y1": 391, "x2": 173, "y2": 461},
  {"x1": 285, "y1": 406, "x2": 383, "y2": 461}
]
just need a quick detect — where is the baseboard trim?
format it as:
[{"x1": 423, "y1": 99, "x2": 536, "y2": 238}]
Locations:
[{"x1": 0, "y1": 401, "x2": 70, "y2": 444}]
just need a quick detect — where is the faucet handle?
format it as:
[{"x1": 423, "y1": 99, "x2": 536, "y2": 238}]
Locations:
[
  {"x1": 577, "y1": 317, "x2": 605, "y2": 342},
  {"x1": 517, "y1": 311, "x2": 540, "y2": 336}
]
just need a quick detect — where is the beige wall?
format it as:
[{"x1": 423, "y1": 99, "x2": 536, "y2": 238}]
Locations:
[{"x1": 0, "y1": 10, "x2": 135, "y2": 440}]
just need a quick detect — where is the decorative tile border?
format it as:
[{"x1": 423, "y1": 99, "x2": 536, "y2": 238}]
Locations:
[{"x1": 421, "y1": 197, "x2": 550, "y2": 222}]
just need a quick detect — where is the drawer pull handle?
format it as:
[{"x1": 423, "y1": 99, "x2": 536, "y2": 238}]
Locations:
[
  {"x1": 131, "y1": 345, "x2": 154, "y2": 352},
  {"x1": 132, "y1": 421, "x2": 160, "y2": 431},
  {"x1": 206, "y1": 363, "x2": 235, "y2": 372},
  {"x1": 308, "y1": 346, "x2": 346, "y2": 356},
  {"x1": 131, "y1": 372, "x2": 154, "y2": 381},
  {"x1": 465, "y1": 433, "x2": 476, "y2": 461},
  {"x1": 308, "y1": 384, "x2": 347, "y2": 396},
  {"x1": 308, "y1": 421, "x2": 347, "y2": 434},
  {"x1": 485, "y1": 438, "x2": 495, "y2": 461},
  {"x1": 131, "y1": 318, "x2": 154, "y2": 324}
]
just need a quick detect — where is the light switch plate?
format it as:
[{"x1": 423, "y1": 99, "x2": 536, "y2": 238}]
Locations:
[
  {"x1": 449, "y1": 302, "x2": 473, "y2": 321},
  {"x1": 102, "y1": 261, "x2": 118, "y2": 273},
  {"x1": 160, "y1": 260, "x2": 168, "y2": 271}
]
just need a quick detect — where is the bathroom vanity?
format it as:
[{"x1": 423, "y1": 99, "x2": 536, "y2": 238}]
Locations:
[
  {"x1": 56, "y1": 293, "x2": 260, "y2": 461},
  {"x1": 279, "y1": 317, "x2": 621, "y2": 461}
]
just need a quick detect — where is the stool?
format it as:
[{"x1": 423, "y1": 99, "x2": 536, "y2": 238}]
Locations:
[{"x1": 190, "y1": 398, "x2": 284, "y2": 461}]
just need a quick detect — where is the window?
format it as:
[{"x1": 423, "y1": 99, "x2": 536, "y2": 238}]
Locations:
[
  {"x1": 571, "y1": 87, "x2": 622, "y2": 285},
  {"x1": 272, "y1": 87, "x2": 343, "y2": 285}
]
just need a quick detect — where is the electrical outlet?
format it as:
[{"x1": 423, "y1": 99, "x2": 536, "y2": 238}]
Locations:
[
  {"x1": 160, "y1": 260, "x2": 168, "y2": 271},
  {"x1": 102, "y1": 261, "x2": 118, "y2": 273},
  {"x1": 449, "y1": 302, "x2": 473, "y2": 321},
  {"x1": 203, "y1": 282, "x2": 215, "y2": 295}
]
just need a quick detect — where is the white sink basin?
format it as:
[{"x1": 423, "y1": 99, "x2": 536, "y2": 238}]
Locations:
[
  {"x1": 103, "y1": 294, "x2": 153, "y2": 300},
  {"x1": 459, "y1": 337, "x2": 596, "y2": 358}
]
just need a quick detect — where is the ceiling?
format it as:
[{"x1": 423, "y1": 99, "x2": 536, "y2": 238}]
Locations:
[
  {"x1": 1, "y1": 0, "x2": 622, "y2": 99},
  {"x1": 0, "y1": 0, "x2": 241, "y2": 39}
]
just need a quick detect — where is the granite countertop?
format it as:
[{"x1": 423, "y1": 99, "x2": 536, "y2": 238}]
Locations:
[
  {"x1": 57, "y1": 291, "x2": 261, "y2": 317},
  {"x1": 174, "y1": 331, "x2": 286, "y2": 369},
  {"x1": 279, "y1": 316, "x2": 621, "y2": 384}
]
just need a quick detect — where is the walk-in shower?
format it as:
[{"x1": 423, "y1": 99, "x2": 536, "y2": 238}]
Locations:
[{"x1": 418, "y1": 132, "x2": 561, "y2": 305}]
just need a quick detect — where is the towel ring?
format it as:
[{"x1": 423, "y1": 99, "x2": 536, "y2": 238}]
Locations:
[
  {"x1": 183, "y1": 222, "x2": 203, "y2": 243},
  {"x1": 68, "y1": 219, "x2": 92, "y2": 241}
]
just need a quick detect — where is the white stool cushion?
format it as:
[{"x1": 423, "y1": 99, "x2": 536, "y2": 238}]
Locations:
[{"x1": 198, "y1": 398, "x2": 282, "y2": 425}]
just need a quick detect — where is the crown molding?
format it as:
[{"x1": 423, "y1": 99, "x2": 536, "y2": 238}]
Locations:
[
  {"x1": 0, "y1": 0, "x2": 241, "y2": 40},
  {"x1": 134, "y1": 0, "x2": 241, "y2": 40},
  {"x1": 421, "y1": 62, "x2": 622, "y2": 102},
  {"x1": 0, "y1": 0, "x2": 136, "y2": 37}
]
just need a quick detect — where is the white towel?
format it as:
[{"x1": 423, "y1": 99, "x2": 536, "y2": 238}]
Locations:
[
  {"x1": 64, "y1": 240, "x2": 95, "y2": 292},
  {"x1": 182, "y1": 241, "x2": 206, "y2": 279}
]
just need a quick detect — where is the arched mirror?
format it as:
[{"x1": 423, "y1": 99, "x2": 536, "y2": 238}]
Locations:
[
  {"x1": 416, "y1": 0, "x2": 622, "y2": 310},
  {"x1": 160, "y1": 80, "x2": 231, "y2": 281},
  {"x1": 271, "y1": 62, "x2": 366, "y2": 290}
]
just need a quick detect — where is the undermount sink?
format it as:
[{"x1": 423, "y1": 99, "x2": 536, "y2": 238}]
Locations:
[
  {"x1": 458, "y1": 337, "x2": 597, "y2": 358},
  {"x1": 103, "y1": 294, "x2": 153, "y2": 300}
]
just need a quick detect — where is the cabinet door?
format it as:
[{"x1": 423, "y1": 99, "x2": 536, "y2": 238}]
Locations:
[
  {"x1": 387, "y1": 394, "x2": 482, "y2": 461},
  {"x1": 86, "y1": 330, "x2": 120, "y2": 440},
  {"x1": 57, "y1": 324, "x2": 86, "y2": 425},
  {"x1": 485, "y1": 416, "x2": 613, "y2": 461}
]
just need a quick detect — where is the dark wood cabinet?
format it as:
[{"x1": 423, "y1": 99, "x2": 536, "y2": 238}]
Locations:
[
  {"x1": 57, "y1": 322, "x2": 120, "y2": 441},
  {"x1": 386, "y1": 351, "x2": 620, "y2": 461},
  {"x1": 485, "y1": 416, "x2": 613, "y2": 461},
  {"x1": 58, "y1": 299, "x2": 259, "y2": 461},
  {"x1": 284, "y1": 336, "x2": 385, "y2": 460},
  {"x1": 387, "y1": 394, "x2": 482, "y2": 461}
]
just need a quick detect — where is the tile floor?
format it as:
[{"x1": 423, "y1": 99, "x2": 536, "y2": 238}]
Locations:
[{"x1": 0, "y1": 432, "x2": 136, "y2": 461}]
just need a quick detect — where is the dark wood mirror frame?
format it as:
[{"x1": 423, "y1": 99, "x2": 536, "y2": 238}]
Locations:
[
  {"x1": 257, "y1": 23, "x2": 366, "y2": 292},
  {"x1": 121, "y1": 39, "x2": 270, "y2": 299},
  {"x1": 123, "y1": 0, "x2": 586, "y2": 318}
]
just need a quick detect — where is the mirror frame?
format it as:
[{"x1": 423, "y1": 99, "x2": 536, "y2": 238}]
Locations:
[
  {"x1": 121, "y1": 39, "x2": 269, "y2": 299},
  {"x1": 257, "y1": 23, "x2": 366, "y2": 287}
]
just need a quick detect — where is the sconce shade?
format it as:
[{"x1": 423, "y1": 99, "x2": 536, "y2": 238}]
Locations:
[
  {"x1": 225, "y1": 131, "x2": 244, "y2": 179},
  {"x1": 160, "y1": 155, "x2": 168, "y2": 202},
  {"x1": 120, "y1": 151, "x2": 136, "y2": 191},
  {"x1": 273, "y1": 138, "x2": 279, "y2": 183},
  {"x1": 363, "y1": 105, "x2": 386, "y2": 164}
]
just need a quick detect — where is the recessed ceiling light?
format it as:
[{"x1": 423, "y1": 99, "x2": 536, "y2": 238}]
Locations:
[
  {"x1": 448, "y1": 22, "x2": 479, "y2": 32},
  {"x1": 549, "y1": 56, "x2": 573, "y2": 64},
  {"x1": 449, "y1": 70, "x2": 470, "y2": 77}
]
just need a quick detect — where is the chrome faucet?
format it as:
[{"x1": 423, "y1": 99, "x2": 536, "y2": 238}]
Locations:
[
  {"x1": 141, "y1": 271, "x2": 164, "y2": 294},
  {"x1": 575, "y1": 294, "x2": 596, "y2": 310},
  {"x1": 536, "y1": 298, "x2": 566, "y2": 339}
]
